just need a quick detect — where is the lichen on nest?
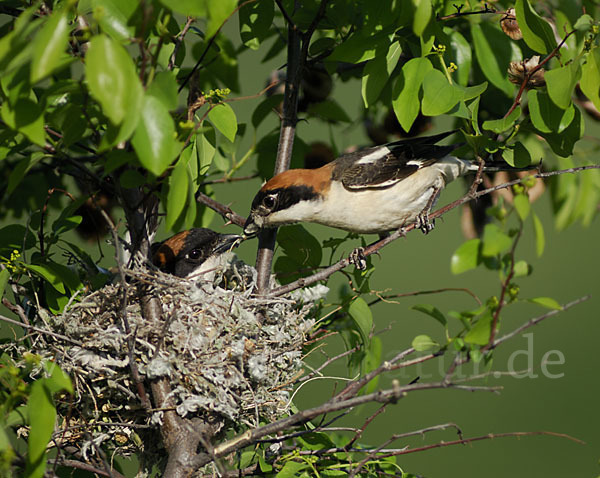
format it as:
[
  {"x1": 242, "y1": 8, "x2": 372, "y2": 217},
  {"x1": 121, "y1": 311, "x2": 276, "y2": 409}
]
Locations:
[{"x1": 13, "y1": 253, "x2": 328, "y2": 458}]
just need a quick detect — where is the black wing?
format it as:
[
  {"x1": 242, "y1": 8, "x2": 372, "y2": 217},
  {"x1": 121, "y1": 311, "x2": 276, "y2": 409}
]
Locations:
[{"x1": 333, "y1": 131, "x2": 460, "y2": 190}]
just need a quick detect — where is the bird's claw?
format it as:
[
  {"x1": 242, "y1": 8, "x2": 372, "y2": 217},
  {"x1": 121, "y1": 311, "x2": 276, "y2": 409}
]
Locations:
[
  {"x1": 349, "y1": 247, "x2": 368, "y2": 271},
  {"x1": 416, "y1": 213, "x2": 435, "y2": 235}
]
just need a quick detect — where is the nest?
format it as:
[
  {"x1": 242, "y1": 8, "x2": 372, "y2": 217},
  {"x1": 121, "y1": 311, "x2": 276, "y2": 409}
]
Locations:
[{"x1": 5, "y1": 254, "x2": 328, "y2": 466}]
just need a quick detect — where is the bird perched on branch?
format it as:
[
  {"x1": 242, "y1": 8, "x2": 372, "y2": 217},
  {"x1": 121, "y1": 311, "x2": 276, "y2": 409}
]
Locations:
[
  {"x1": 152, "y1": 228, "x2": 241, "y2": 278},
  {"x1": 244, "y1": 131, "x2": 533, "y2": 239}
]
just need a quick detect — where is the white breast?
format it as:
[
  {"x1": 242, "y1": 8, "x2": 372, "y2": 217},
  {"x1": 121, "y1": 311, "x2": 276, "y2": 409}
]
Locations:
[{"x1": 313, "y1": 157, "x2": 472, "y2": 233}]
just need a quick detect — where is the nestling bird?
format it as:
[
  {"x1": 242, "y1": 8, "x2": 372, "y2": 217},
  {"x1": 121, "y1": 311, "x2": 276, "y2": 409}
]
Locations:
[
  {"x1": 152, "y1": 228, "x2": 241, "y2": 278},
  {"x1": 244, "y1": 131, "x2": 532, "y2": 238}
]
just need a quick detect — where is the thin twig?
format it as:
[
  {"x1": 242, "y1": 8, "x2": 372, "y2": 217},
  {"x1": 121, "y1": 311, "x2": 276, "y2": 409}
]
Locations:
[
  {"x1": 2, "y1": 298, "x2": 30, "y2": 326},
  {"x1": 169, "y1": 17, "x2": 194, "y2": 70},
  {"x1": 0, "y1": 313, "x2": 83, "y2": 346},
  {"x1": 492, "y1": 295, "x2": 591, "y2": 349},
  {"x1": 199, "y1": 173, "x2": 259, "y2": 187},
  {"x1": 47, "y1": 458, "x2": 126, "y2": 478},
  {"x1": 99, "y1": 210, "x2": 151, "y2": 411},
  {"x1": 195, "y1": 191, "x2": 246, "y2": 227},
  {"x1": 368, "y1": 287, "x2": 482, "y2": 308},
  {"x1": 371, "y1": 430, "x2": 584, "y2": 459},
  {"x1": 178, "y1": 0, "x2": 258, "y2": 93},
  {"x1": 437, "y1": 4, "x2": 497, "y2": 21},
  {"x1": 484, "y1": 223, "x2": 523, "y2": 351},
  {"x1": 254, "y1": 0, "x2": 330, "y2": 294},
  {"x1": 504, "y1": 29, "x2": 576, "y2": 119}
]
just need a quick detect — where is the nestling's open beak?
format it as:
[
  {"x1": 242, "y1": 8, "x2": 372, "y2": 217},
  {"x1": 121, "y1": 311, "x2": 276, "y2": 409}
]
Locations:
[
  {"x1": 212, "y1": 234, "x2": 243, "y2": 254},
  {"x1": 243, "y1": 216, "x2": 259, "y2": 238}
]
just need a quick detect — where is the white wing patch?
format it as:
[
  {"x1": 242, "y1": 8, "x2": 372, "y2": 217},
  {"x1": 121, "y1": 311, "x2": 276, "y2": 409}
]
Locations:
[
  {"x1": 344, "y1": 178, "x2": 401, "y2": 190},
  {"x1": 406, "y1": 159, "x2": 427, "y2": 167},
  {"x1": 355, "y1": 146, "x2": 391, "y2": 164}
]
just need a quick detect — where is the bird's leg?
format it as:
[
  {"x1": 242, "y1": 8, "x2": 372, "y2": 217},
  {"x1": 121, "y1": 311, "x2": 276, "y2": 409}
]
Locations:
[
  {"x1": 416, "y1": 186, "x2": 440, "y2": 235},
  {"x1": 348, "y1": 247, "x2": 367, "y2": 271}
]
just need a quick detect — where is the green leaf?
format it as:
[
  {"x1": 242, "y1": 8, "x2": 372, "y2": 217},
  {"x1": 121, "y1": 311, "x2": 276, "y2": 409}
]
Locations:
[
  {"x1": 25, "y1": 264, "x2": 65, "y2": 294},
  {"x1": 412, "y1": 304, "x2": 446, "y2": 326},
  {"x1": 252, "y1": 95, "x2": 283, "y2": 128},
  {"x1": 276, "y1": 225, "x2": 322, "y2": 268},
  {"x1": 421, "y1": 69, "x2": 462, "y2": 115},
  {"x1": 85, "y1": 34, "x2": 144, "y2": 126},
  {"x1": 259, "y1": 455, "x2": 273, "y2": 473},
  {"x1": 328, "y1": 31, "x2": 389, "y2": 64},
  {"x1": 532, "y1": 212, "x2": 545, "y2": 256},
  {"x1": 481, "y1": 224, "x2": 513, "y2": 257},
  {"x1": 196, "y1": 128, "x2": 216, "y2": 174},
  {"x1": 25, "y1": 380, "x2": 56, "y2": 478},
  {"x1": 132, "y1": 94, "x2": 178, "y2": 176},
  {"x1": 527, "y1": 90, "x2": 575, "y2": 133},
  {"x1": 451, "y1": 239, "x2": 481, "y2": 274},
  {"x1": 502, "y1": 141, "x2": 532, "y2": 168},
  {"x1": 165, "y1": 153, "x2": 190, "y2": 231},
  {"x1": 348, "y1": 297, "x2": 373, "y2": 348},
  {"x1": 456, "y1": 82, "x2": 488, "y2": 102},
  {"x1": 206, "y1": 0, "x2": 236, "y2": 38},
  {"x1": 449, "y1": 29, "x2": 472, "y2": 86},
  {"x1": 6, "y1": 154, "x2": 43, "y2": 195},
  {"x1": 159, "y1": 0, "x2": 206, "y2": 16},
  {"x1": 44, "y1": 362, "x2": 73, "y2": 395},
  {"x1": 572, "y1": 167, "x2": 600, "y2": 227},
  {"x1": 574, "y1": 14, "x2": 594, "y2": 31},
  {"x1": 43, "y1": 261, "x2": 82, "y2": 292},
  {"x1": 528, "y1": 297, "x2": 562, "y2": 310},
  {"x1": 412, "y1": 334, "x2": 438, "y2": 351},
  {"x1": 361, "y1": 41, "x2": 401, "y2": 108},
  {"x1": 470, "y1": 23, "x2": 514, "y2": 96},
  {"x1": 91, "y1": 0, "x2": 135, "y2": 41},
  {"x1": 581, "y1": 48, "x2": 600, "y2": 112},
  {"x1": 482, "y1": 106, "x2": 521, "y2": 133},
  {"x1": 277, "y1": 461, "x2": 307, "y2": 478},
  {"x1": 464, "y1": 312, "x2": 493, "y2": 345},
  {"x1": 239, "y1": 0, "x2": 274, "y2": 50},
  {"x1": 513, "y1": 193, "x2": 530, "y2": 221},
  {"x1": 0, "y1": 225, "x2": 36, "y2": 251},
  {"x1": 515, "y1": 0, "x2": 556, "y2": 54},
  {"x1": 536, "y1": 105, "x2": 583, "y2": 157},
  {"x1": 30, "y1": 9, "x2": 70, "y2": 83},
  {"x1": 208, "y1": 103, "x2": 237, "y2": 142},
  {"x1": 0, "y1": 269, "x2": 9, "y2": 304},
  {"x1": 513, "y1": 260, "x2": 532, "y2": 278},
  {"x1": 306, "y1": 99, "x2": 351, "y2": 123},
  {"x1": 1, "y1": 98, "x2": 45, "y2": 147},
  {"x1": 392, "y1": 57, "x2": 433, "y2": 132},
  {"x1": 545, "y1": 63, "x2": 580, "y2": 109},
  {"x1": 412, "y1": 0, "x2": 431, "y2": 36},
  {"x1": 147, "y1": 71, "x2": 179, "y2": 111}
]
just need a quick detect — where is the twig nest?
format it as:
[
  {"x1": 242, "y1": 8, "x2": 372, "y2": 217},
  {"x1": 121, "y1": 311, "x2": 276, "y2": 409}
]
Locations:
[{"x1": 26, "y1": 254, "x2": 326, "y2": 457}]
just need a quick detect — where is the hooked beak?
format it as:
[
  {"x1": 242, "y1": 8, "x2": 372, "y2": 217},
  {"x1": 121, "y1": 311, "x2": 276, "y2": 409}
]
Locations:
[
  {"x1": 212, "y1": 234, "x2": 243, "y2": 254},
  {"x1": 243, "y1": 216, "x2": 260, "y2": 238}
]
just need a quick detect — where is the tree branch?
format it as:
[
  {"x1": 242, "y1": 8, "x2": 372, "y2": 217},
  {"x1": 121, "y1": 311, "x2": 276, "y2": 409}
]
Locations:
[
  {"x1": 195, "y1": 191, "x2": 246, "y2": 227},
  {"x1": 254, "y1": 0, "x2": 331, "y2": 294},
  {"x1": 504, "y1": 29, "x2": 576, "y2": 119}
]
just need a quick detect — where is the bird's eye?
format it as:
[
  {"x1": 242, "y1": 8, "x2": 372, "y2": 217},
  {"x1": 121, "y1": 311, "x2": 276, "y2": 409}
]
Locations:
[
  {"x1": 187, "y1": 249, "x2": 202, "y2": 260},
  {"x1": 262, "y1": 194, "x2": 277, "y2": 209}
]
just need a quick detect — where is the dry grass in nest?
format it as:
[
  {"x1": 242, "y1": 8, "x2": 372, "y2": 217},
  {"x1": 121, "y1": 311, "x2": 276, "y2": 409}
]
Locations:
[{"x1": 4, "y1": 254, "x2": 328, "y2": 464}]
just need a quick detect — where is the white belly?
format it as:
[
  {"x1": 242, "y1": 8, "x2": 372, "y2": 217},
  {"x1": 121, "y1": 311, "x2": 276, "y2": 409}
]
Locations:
[{"x1": 314, "y1": 159, "x2": 469, "y2": 233}]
